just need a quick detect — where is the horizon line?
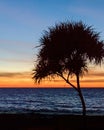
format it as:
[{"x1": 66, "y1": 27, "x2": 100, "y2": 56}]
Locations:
[{"x1": 0, "y1": 87, "x2": 103, "y2": 89}]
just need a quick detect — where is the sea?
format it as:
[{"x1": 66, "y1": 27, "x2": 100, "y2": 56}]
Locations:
[{"x1": 0, "y1": 88, "x2": 104, "y2": 115}]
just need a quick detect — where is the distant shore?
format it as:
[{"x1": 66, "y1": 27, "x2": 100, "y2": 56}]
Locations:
[{"x1": 0, "y1": 113, "x2": 104, "y2": 130}]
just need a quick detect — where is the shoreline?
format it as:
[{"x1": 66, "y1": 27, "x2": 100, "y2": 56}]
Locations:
[{"x1": 0, "y1": 113, "x2": 104, "y2": 129}]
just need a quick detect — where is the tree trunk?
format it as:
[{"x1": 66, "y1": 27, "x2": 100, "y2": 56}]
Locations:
[{"x1": 76, "y1": 74, "x2": 86, "y2": 116}]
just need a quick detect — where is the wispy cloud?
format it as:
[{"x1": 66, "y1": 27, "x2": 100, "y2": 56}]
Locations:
[
  {"x1": 0, "y1": 72, "x2": 22, "y2": 78},
  {"x1": 0, "y1": 71, "x2": 34, "y2": 87},
  {"x1": 0, "y1": 57, "x2": 33, "y2": 64},
  {"x1": 81, "y1": 79, "x2": 104, "y2": 83},
  {"x1": 0, "y1": 39, "x2": 35, "y2": 65},
  {"x1": 0, "y1": 39, "x2": 34, "y2": 53},
  {"x1": 0, "y1": 71, "x2": 31, "y2": 78},
  {"x1": 89, "y1": 72, "x2": 104, "y2": 77}
]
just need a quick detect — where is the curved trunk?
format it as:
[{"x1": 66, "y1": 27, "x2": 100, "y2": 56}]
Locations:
[
  {"x1": 59, "y1": 72, "x2": 86, "y2": 116},
  {"x1": 76, "y1": 74, "x2": 86, "y2": 116}
]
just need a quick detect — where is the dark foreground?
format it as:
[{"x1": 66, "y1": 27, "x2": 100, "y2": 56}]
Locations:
[{"x1": 0, "y1": 114, "x2": 104, "y2": 130}]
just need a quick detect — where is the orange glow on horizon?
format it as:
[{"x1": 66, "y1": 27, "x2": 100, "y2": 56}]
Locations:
[
  {"x1": 0, "y1": 70, "x2": 104, "y2": 88},
  {"x1": 0, "y1": 77, "x2": 104, "y2": 88}
]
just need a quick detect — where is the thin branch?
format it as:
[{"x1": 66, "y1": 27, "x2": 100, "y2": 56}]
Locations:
[
  {"x1": 67, "y1": 71, "x2": 70, "y2": 81},
  {"x1": 56, "y1": 72, "x2": 78, "y2": 91}
]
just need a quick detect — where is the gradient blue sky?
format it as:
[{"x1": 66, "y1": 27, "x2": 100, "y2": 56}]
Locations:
[{"x1": 0, "y1": 0, "x2": 104, "y2": 87}]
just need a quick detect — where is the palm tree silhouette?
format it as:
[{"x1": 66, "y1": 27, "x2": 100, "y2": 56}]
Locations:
[{"x1": 33, "y1": 21, "x2": 104, "y2": 116}]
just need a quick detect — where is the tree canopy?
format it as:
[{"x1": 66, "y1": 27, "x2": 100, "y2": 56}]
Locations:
[{"x1": 33, "y1": 21, "x2": 104, "y2": 83}]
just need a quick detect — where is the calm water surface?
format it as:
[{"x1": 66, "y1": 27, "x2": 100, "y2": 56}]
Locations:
[{"x1": 0, "y1": 88, "x2": 103, "y2": 115}]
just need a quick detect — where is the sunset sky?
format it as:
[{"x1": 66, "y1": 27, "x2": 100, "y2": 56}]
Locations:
[{"x1": 0, "y1": 0, "x2": 104, "y2": 88}]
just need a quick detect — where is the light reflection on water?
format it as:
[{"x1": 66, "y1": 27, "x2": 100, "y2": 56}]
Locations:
[{"x1": 0, "y1": 88, "x2": 103, "y2": 115}]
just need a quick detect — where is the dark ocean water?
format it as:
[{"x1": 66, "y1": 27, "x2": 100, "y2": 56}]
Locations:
[{"x1": 0, "y1": 88, "x2": 104, "y2": 115}]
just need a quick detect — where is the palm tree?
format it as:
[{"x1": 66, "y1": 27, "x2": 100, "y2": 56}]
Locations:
[{"x1": 33, "y1": 21, "x2": 104, "y2": 116}]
